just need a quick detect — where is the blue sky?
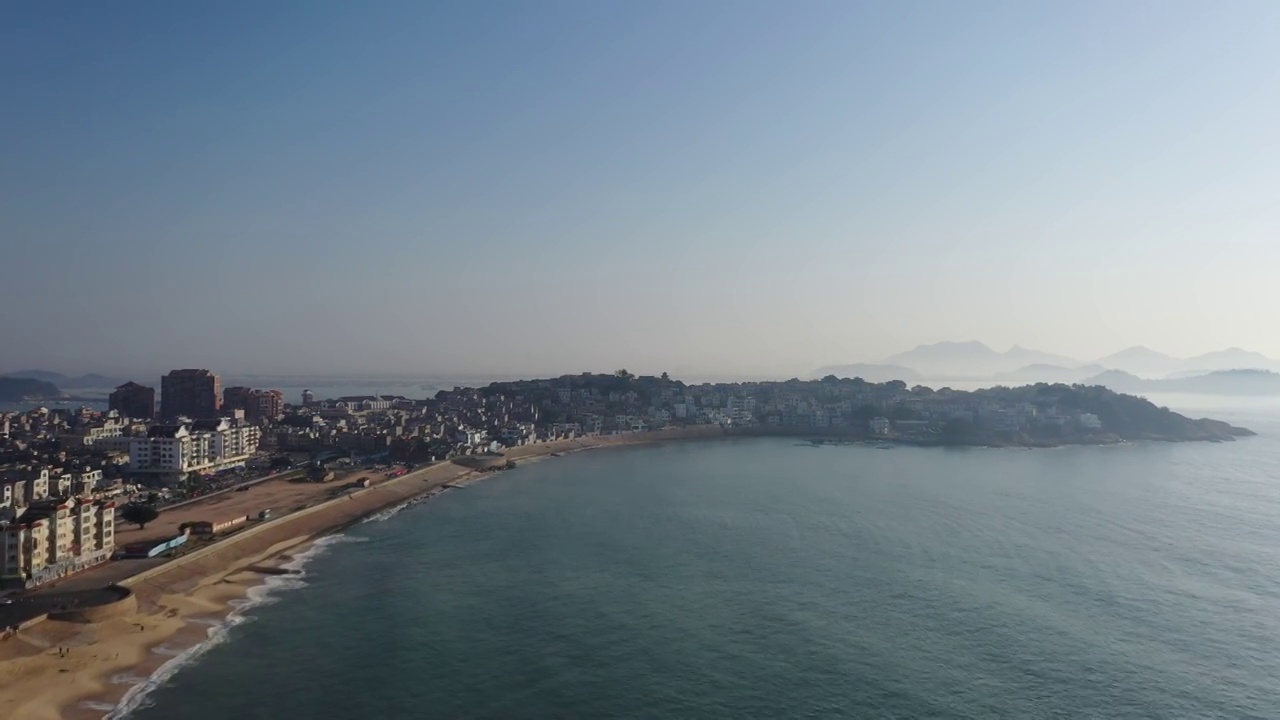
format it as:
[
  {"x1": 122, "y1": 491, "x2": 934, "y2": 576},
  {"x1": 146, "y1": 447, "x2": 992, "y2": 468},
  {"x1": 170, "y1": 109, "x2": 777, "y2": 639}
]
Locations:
[{"x1": 3, "y1": 1, "x2": 1279, "y2": 377}]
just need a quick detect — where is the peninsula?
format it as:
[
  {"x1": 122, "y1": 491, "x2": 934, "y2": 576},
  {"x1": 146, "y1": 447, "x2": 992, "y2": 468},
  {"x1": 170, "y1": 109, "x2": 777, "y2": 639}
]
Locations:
[
  {"x1": 0, "y1": 377, "x2": 64, "y2": 402},
  {"x1": 0, "y1": 369, "x2": 1253, "y2": 718}
]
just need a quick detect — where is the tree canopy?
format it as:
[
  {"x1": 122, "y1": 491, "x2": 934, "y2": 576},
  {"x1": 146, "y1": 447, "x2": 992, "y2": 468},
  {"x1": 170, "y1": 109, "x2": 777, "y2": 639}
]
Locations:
[{"x1": 121, "y1": 503, "x2": 160, "y2": 530}]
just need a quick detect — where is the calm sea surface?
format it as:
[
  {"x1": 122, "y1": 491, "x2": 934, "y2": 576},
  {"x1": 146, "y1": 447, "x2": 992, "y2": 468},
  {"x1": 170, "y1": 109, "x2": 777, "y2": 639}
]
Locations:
[{"x1": 120, "y1": 400, "x2": 1280, "y2": 719}]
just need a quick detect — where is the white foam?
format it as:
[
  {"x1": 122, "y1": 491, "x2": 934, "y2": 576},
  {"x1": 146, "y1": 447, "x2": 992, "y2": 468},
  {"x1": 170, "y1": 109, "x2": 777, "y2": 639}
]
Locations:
[
  {"x1": 99, "y1": 533, "x2": 364, "y2": 719},
  {"x1": 359, "y1": 488, "x2": 450, "y2": 524}
]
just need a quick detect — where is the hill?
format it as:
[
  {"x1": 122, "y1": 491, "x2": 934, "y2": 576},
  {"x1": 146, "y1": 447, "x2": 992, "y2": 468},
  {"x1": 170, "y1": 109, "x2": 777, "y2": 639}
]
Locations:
[
  {"x1": 994, "y1": 364, "x2": 1107, "y2": 383},
  {"x1": 1088, "y1": 347, "x2": 1280, "y2": 378},
  {"x1": 872, "y1": 342, "x2": 1280, "y2": 380},
  {"x1": 976, "y1": 383, "x2": 1252, "y2": 442},
  {"x1": 1089, "y1": 347, "x2": 1178, "y2": 377},
  {"x1": 0, "y1": 377, "x2": 65, "y2": 401},
  {"x1": 1083, "y1": 369, "x2": 1280, "y2": 396},
  {"x1": 1, "y1": 370, "x2": 123, "y2": 389},
  {"x1": 879, "y1": 341, "x2": 1079, "y2": 378}
]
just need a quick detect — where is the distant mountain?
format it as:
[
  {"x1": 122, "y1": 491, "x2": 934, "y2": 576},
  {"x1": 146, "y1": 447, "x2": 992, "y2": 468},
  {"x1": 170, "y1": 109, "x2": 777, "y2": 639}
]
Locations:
[
  {"x1": 1082, "y1": 369, "x2": 1280, "y2": 396},
  {"x1": 1089, "y1": 347, "x2": 1180, "y2": 377},
  {"x1": 812, "y1": 364, "x2": 921, "y2": 383},
  {"x1": 68, "y1": 373, "x2": 121, "y2": 388},
  {"x1": 1090, "y1": 346, "x2": 1279, "y2": 378},
  {"x1": 855, "y1": 342, "x2": 1280, "y2": 382},
  {"x1": 1, "y1": 370, "x2": 124, "y2": 389},
  {"x1": 994, "y1": 364, "x2": 1107, "y2": 383},
  {"x1": 1183, "y1": 347, "x2": 1277, "y2": 372},
  {"x1": 0, "y1": 377, "x2": 64, "y2": 401},
  {"x1": 3, "y1": 369, "x2": 66, "y2": 382},
  {"x1": 880, "y1": 341, "x2": 1079, "y2": 378}
]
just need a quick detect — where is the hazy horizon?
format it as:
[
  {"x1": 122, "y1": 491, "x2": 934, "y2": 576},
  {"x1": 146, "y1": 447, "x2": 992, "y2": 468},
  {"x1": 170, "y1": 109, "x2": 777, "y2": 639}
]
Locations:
[{"x1": 5, "y1": 2, "x2": 1279, "y2": 377}]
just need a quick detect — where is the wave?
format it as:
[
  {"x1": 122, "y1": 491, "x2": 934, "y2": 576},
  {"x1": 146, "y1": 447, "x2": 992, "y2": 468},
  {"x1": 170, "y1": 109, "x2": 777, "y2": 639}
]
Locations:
[
  {"x1": 359, "y1": 487, "x2": 452, "y2": 524},
  {"x1": 101, "y1": 534, "x2": 366, "y2": 719}
]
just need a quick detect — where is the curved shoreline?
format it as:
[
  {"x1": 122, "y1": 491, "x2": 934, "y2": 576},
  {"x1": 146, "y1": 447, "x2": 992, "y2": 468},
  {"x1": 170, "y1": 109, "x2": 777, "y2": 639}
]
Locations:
[
  {"x1": 0, "y1": 422, "x2": 1252, "y2": 719},
  {"x1": 0, "y1": 428, "x2": 721, "y2": 720}
]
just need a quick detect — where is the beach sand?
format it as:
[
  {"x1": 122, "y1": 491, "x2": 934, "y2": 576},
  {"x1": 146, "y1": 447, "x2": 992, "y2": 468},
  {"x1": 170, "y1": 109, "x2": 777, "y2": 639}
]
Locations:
[{"x1": 0, "y1": 428, "x2": 723, "y2": 720}]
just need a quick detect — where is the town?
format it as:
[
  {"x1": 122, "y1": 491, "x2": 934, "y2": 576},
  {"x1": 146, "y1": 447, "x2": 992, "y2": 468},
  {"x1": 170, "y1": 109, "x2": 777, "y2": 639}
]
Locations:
[{"x1": 0, "y1": 368, "x2": 1247, "y2": 589}]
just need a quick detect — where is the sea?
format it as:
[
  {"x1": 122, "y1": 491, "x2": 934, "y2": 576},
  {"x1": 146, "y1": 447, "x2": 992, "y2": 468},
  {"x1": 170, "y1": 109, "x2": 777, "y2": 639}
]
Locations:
[{"x1": 89, "y1": 394, "x2": 1280, "y2": 719}]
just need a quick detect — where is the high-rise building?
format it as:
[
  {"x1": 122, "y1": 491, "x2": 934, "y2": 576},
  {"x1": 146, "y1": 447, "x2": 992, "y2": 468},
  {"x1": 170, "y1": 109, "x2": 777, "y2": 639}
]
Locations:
[
  {"x1": 252, "y1": 389, "x2": 285, "y2": 422},
  {"x1": 222, "y1": 386, "x2": 253, "y2": 413},
  {"x1": 108, "y1": 381, "x2": 155, "y2": 421},
  {"x1": 160, "y1": 369, "x2": 221, "y2": 420},
  {"x1": 222, "y1": 387, "x2": 284, "y2": 424}
]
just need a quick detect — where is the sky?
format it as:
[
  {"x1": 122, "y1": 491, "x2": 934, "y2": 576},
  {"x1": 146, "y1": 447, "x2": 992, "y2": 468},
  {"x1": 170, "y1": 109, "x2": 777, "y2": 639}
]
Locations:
[{"x1": 3, "y1": 1, "x2": 1280, "y2": 379}]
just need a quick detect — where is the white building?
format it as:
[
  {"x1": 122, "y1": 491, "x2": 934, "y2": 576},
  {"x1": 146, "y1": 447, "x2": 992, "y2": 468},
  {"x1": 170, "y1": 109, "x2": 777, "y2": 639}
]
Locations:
[
  {"x1": 59, "y1": 415, "x2": 128, "y2": 447},
  {"x1": 128, "y1": 420, "x2": 261, "y2": 480},
  {"x1": 333, "y1": 396, "x2": 393, "y2": 412}
]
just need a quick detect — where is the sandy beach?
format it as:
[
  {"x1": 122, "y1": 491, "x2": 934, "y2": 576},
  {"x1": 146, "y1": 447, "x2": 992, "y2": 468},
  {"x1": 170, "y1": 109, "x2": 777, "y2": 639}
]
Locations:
[{"x1": 0, "y1": 428, "x2": 723, "y2": 720}]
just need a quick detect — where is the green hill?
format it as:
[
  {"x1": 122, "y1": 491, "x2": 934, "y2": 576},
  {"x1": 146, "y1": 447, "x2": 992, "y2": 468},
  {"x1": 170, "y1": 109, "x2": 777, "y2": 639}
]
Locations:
[{"x1": 0, "y1": 377, "x2": 65, "y2": 401}]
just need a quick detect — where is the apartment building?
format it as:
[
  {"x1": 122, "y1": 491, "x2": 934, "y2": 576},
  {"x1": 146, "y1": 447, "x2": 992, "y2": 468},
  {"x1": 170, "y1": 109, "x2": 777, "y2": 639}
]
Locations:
[
  {"x1": 128, "y1": 419, "x2": 261, "y2": 480},
  {"x1": 0, "y1": 491, "x2": 115, "y2": 587},
  {"x1": 223, "y1": 387, "x2": 285, "y2": 424},
  {"x1": 161, "y1": 369, "x2": 222, "y2": 420},
  {"x1": 109, "y1": 381, "x2": 156, "y2": 421}
]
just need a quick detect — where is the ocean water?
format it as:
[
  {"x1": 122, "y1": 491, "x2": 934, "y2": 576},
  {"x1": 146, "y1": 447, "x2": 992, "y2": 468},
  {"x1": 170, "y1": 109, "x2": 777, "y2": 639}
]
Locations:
[{"x1": 120, "y1": 402, "x2": 1280, "y2": 719}]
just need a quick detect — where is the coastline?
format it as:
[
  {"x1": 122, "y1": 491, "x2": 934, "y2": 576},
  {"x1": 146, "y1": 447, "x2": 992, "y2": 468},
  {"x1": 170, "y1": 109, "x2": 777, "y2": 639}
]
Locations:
[
  {"x1": 0, "y1": 427, "x2": 723, "y2": 720},
  {"x1": 0, "y1": 420, "x2": 1251, "y2": 719}
]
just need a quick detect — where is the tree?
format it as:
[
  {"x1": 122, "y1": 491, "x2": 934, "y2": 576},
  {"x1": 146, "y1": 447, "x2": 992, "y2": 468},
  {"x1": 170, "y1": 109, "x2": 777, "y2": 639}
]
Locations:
[
  {"x1": 614, "y1": 369, "x2": 634, "y2": 380},
  {"x1": 121, "y1": 503, "x2": 160, "y2": 530},
  {"x1": 941, "y1": 418, "x2": 974, "y2": 443},
  {"x1": 890, "y1": 405, "x2": 919, "y2": 421},
  {"x1": 660, "y1": 372, "x2": 670, "y2": 381},
  {"x1": 851, "y1": 404, "x2": 879, "y2": 422}
]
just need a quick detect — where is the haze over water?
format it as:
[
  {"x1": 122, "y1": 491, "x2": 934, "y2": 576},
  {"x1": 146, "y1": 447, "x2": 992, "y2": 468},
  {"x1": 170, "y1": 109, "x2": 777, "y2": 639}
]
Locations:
[{"x1": 126, "y1": 400, "x2": 1280, "y2": 719}]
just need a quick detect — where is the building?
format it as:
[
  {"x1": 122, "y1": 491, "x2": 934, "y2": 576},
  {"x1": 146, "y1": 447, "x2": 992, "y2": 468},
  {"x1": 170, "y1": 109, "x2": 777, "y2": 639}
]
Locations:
[
  {"x1": 161, "y1": 369, "x2": 222, "y2": 420},
  {"x1": 0, "y1": 494, "x2": 115, "y2": 587},
  {"x1": 250, "y1": 389, "x2": 284, "y2": 423},
  {"x1": 222, "y1": 386, "x2": 254, "y2": 414},
  {"x1": 109, "y1": 381, "x2": 156, "y2": 421},
  {"x1": 333, "y1": 396, "x2": 393, "y2": 412},
  {"x1": 59, "y1": 415, "x2": 128, "y2": 447},
  {"x1": 224, "y1": 387, "x2": 284, "y2": 424},
  {"x1": 128, "y1": 419, "x2": 261, "y2": 481}
]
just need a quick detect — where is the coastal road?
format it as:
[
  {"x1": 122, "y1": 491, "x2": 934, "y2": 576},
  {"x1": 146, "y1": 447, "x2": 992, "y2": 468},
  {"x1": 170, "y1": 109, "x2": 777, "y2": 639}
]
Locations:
[
  {"x1": 27, "y1": 476, "x2": 349, "y2": 597},
  {"x1": 32, "y1": 558, "x2": 167, "y2": 595}
]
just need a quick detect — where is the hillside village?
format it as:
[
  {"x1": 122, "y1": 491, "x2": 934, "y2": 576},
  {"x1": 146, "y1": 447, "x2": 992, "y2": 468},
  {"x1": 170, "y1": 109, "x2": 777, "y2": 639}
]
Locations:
[{"x1": 0, "y1": 369, "x2": 1251, "y2": 589}]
